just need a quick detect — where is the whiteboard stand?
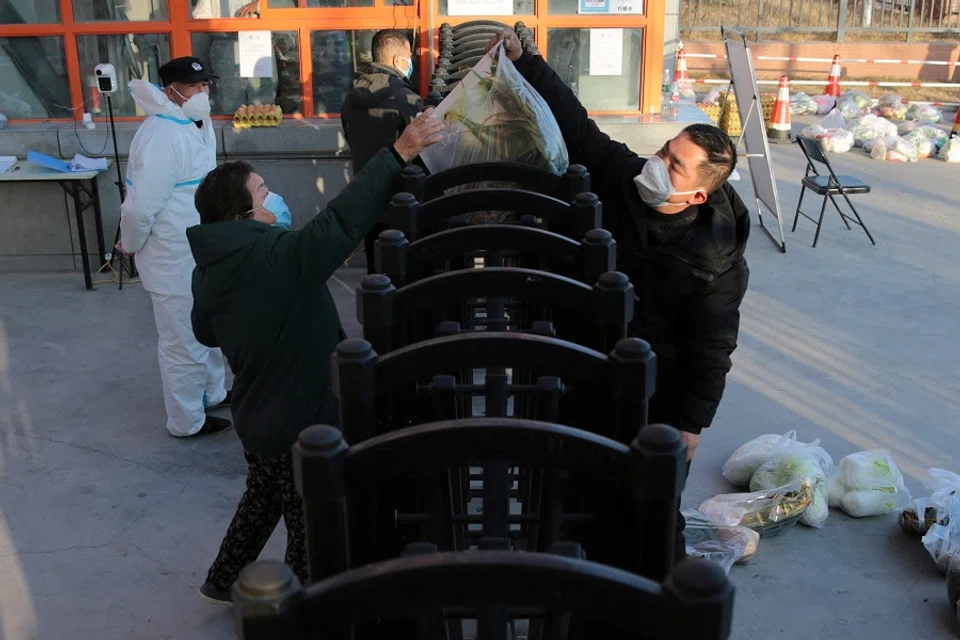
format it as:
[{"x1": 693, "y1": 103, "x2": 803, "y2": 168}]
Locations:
[{"x1": 721, "y1": 26, "x2": 787, "y2": 253}]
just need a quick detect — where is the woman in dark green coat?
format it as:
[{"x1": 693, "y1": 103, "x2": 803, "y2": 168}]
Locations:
[{"x1": 187, "y1": 110, "x2": 444, "y2": 605}]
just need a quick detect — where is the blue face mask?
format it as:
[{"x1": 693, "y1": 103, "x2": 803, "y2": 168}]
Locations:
[
  {"x1": 262, "y1": 191, "x2": 291, "y2": 229},
  {"x1": 400, "y1": 56, "x2": 413, "y2": 80}
]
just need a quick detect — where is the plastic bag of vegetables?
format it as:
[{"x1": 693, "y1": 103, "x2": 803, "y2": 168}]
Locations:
[
  {"x1": 812, "y1": 94, "x2": 837, "y2": 115},
  {"x1": 845, "y1": 114, "x2": 898, "y2": 147},
  {"x1": 907, "y1": 103, "x2": 943, "y2": 123},
  {"x1": 872, "y1": 94, "x2": 908, "y2": 120},
  {"x1": 827, "y1": 449, "x2": 912, "y2": 517},
  {"x1": 837, "y1": 90, "x2": 872, "y2": 120},
  {"x1": 420, "y1": 42, "x2": 569, "y2": 176},
  {"x1": 923, "y1": 517, "x2": 960, "y2": 574},
  {"x1": 903, "y1": 130, "x2": 937, "y2": 158},
  {"x1": 900, "y1": 468, "x2": 960, "y2": 536},
  {"x1": 789, "y1": 92, "x2": 819, "y2": 116},
  {"x1": 940, "y1": 137, "x2": 960, "y2": 163},
  {"x1": 749, "y1": 440, "x2": 833, "y2": 528},
  {"x1": 699, "y1": 479, "x2": 814, "y2": 537},
  {"x1": 681, "y1": 509, "x2": 760, "y2": 574},
  {"x1": 869, "y1": 136, "x2": 919, "y2": 162},
  {"x1": 721, "y1": 430, "x2": 799, "y2": 487}
]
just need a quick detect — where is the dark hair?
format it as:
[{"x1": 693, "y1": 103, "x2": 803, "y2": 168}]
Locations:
[
  {"x1": 371, "y1": 29, "x2": 410, "y2": 65},
  {"x1": 681, "y1": 123, "x2": 738, "y2": 193},
  {"x1": 195, "y1": 161, "x2": 255, "y2": 225}
]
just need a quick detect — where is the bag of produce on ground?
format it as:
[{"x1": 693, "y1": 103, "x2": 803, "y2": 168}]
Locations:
[
  {"x1": 826, "y1": 449, "x2": 912, "y2": 517},
  {"x1": 872, "y1": 93, "x2": 908, "y2": 120},
  {"x1": 420, "y1": 42, "x2": 569, "y2": 176},
  {"x1": 897, "y1": 118, "x2": 937, "y2": 136},
  {"x1": 749, "y1": 440, "x2": 833, "y2": 528},
  {"x1": 846, "y1": 114, "x2": 898, "y2": 147},
  {"x1": 940, "y1": 136, "x2": 960, "y2": 163},
  {"x1": 812, "y1": 94, "x2": 837, "y2": 115},
  {"x1": 837, "y1": 90, "x2": 872, "y2": 120},
  {"x1": 900, "y1": 468, "x2": 960, "y2": 536},
  {"x1": 922, "y1": 516, "x2": 960, "y2": 573},
  {"x1": 903, "y1": 130, "x2": 938, "y2": 158},
  {"x1": 869, "y1": 136, "x2": 920, "y2": 162},
  {"x1": 907, "y1": 103, "x2": 943, "y2": 123},
  {"x1": 947, "y1": 552, "x2": 960, "y2": 611},
  {"x1": 790, "y1": 92, "x2": 819, "y2": 116},
  {"x1": 699, "y1": 479, "x2": 814, "y2": 537},
  {"x1": 721, "y1": 430, "x2": 799, "y2": 487},
  {"x1": 681, "y1": 509, "x2": 760, "y2": 574},
  {"x1": 820, "y1": 129, "x2": 855, "y2": 153}
]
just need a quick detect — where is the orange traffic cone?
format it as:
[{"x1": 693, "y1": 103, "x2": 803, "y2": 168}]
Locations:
[
  {"x1": 952, "y1": 106, "x2": 960, "y2": 137},
  {"x1": 825, "y1": 55, "x2": 842, "y2": 97},
  {"x1": 768, "y1": 75, "x2": 793, "y2": 144},
  {"x1": 675, "y1": 49, "x2": 689, "y2": 82}
]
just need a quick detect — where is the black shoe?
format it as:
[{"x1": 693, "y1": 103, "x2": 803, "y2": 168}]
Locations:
[
  {"x1": 206, "y1": 390, "x2": 232, "y2": 411},
  {"x1": 193, "y1": 416, "x2": 232, "y2": 436},
  {"x1": 198, "y1": 581, "x2": 233, "y2": 606}
]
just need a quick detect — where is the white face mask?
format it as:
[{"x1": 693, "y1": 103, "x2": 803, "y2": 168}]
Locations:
[
  {"x1": 633, "y1": 155, "x2": 702, "y2": 208},
  {"x1": 173, "y1": 88, "x2": 211, "y2": 121}
]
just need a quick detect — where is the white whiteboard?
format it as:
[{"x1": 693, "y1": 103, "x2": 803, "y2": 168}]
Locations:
[{"x1": 722, "y1": 27, "x2": 787, "y2": 253}]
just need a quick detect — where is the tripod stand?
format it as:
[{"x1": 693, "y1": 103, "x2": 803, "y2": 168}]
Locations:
[{"x1": 104, "y1": 94, "x2": 138, "y2": 290}]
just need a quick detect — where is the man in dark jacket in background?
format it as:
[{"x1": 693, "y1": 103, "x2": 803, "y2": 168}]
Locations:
[
  {"x1": 487, "y1": 30, "x2": 751, "y2": 563},
  {"x1": 188, "y1": 111, "x2": 444, "y2": 605},
  {"x1": 341, "y1": 29, "x2": 423, "y2": 274}
]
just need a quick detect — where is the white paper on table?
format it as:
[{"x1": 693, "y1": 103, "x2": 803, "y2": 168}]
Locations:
[
  {"x1": 238, "y1": 31, "x2": 274, "y2": 78},
  {"x1": 69, "y1": 154, "x2": 108, "y2": 172},
  {"x1": 447, "y1": 0, "x2": 513, "y2": 15},
  {"x1": 0, "y1": 156, "x2": 15, "y2": 173},
  {"x1": 589, "y1": 29, "x2": 623, "y2": 76}
]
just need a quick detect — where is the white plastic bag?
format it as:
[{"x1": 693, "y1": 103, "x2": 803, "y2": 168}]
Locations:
[
  {"x1": 749, "y1": 440, "x2": 833, "y2": 528},
  {"x1": 846, "y1": 114, "x2": 898, "y2": 147},
  {"x1": 721, "y1": 431, "x2": 797, "y2": 487},
  {"x1": 904, "y1": 130, "x2": 938, "y2": 158},
  {"x1": 869, "y1": 136, "x2": 919, "y2": 162},
  {"x1": 812, "y1": 95, "x2": 837, "y2": 115},
  {"x1": 900, "y1": 469, "x2": 960, "y2": 535},
  {"x1": 827, "y1": 449, "x2": 912, "y2": 517},
  {"x1": 789, "y1": 92, "x2": 819, "y2": 116},
  {"x1": 907, "y1": 103, "x2": 943, "y2": 123},
  {"x1": 820, "y1": 129, "x2": 855, "y2": 153},
  {"x1": 923, "y1": 519, "x2": 960, "y2": 574},
  {"x1": 682, "y1": 508, "x2": 760, "y2": 574},
  {"x1": 939, "y1": 136, "x2": 960, "y2": 163},
  {"x1": 420, "y1": 43, "x2": 568, "y2": 175},
  {"x1": 837, "y1": 90, "x2": 872, "y2": 120},
  {"x1": 872, "y1": 94, "x2": 908, "y2": 120}
]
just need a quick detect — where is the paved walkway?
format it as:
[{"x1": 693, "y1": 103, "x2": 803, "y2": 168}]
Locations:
[{"x1": 2, "y1": 124, "x2": 959, "y2": 639}]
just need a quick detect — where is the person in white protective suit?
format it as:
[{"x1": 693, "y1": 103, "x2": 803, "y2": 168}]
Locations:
[{"x1": 119, "y1": 57, "x2": 231, "y2": 438}]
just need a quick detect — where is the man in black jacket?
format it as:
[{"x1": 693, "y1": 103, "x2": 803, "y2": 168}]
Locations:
[
  {"x1": 341, "y1": 29, "x2": 423, "y2": 273},
  {"x1": 487, "y1": 30, "x2": 751, "y2": 562},
  {"x1": 188, "y1": 110, "x2": 444, "y2": 605}
]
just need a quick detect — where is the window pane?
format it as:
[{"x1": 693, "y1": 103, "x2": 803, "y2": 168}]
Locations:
[
  {"x1": 73, "y1": 0, "x2": 168, "y2": 22},
  {"x1": 266, "y1": 0, "x2": 374, "y2": 8},
  {"x1": 1, "y1": 0, "x2": 60, "y2": 24},
  {"x1": 0, "y1": 37, "x2": 70, "y2": 119},
  {"x1": 189, "y1": 0, "x2": 263, "y2": 17},
  {"x1": 546, "y1": 28, "x2": 642, "y2": 110},
  {"x1": 311, "y1": 30, "x2": 419, "y2": 115},
  {"x1": 549, "y1": 0, "x2": 643, "y2": 15},
  {"x1": 437, "y1": 0, "x2": 533, "y2": 15},
  {"x1": 191, "y1": 31, "x2": 301, "y2": 116},
  {"x1": 77, "y1": 34, "x2": 171, "y2": 117}
]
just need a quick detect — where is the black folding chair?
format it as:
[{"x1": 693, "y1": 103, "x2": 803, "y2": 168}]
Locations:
[
  {"x1": 792, "y1": 135, "x2": 875, "y2": 248},
  {"x1": 233, "y1": 552, "x2": 734, "y2": 640},
  {"x1": 292, "y1": 420, "x2": 685, "y2": 583},
  {"x1": 387, "y1": 189, "x2": 601, "y2": 242},
  {"x1": 375, "y1": 226, "x2": 615, "y2": 287},
  {"x1": 400, "y1": 164, "x2": 590, "y2": 204}
]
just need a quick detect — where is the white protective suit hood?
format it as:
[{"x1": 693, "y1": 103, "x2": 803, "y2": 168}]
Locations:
[{"x1": 128, "y1": 79, "x2": 194, "y2": 120}]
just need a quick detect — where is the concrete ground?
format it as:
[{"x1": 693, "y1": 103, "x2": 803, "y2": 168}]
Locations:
[{"x1": 2, "y1": 119, "x2": 960, "y2": 639}]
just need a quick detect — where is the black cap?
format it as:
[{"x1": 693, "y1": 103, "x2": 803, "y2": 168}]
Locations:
[{"x1": 158, "y1": 57, "x2": 218, "y2": 87}]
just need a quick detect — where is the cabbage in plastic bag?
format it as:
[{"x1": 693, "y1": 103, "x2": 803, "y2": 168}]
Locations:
[
  {"x1": 869, "y1": 136, "x2": 919, "y2": 162},
  {"x1": 837, "y1": 90, "x2": 872, "y2": 120},
  {"x1": 846, "y1": 114, "x2": 898, "y2": 146},
  {"x1": 941, "y1": 137, "x2": 960, "y2": 163},
  {"x1": 907, "y1": 103, "x2": 943, "y2": 123},
  {"x1": 749, "y1": 441, "x2": 833, "y2": 528},
  {"x1": 904, "y1": 130, "x2": 937, "y2": 158},
  {"x1": 420, "y1": 43, "x2": 569, "y2": 175},
  {"x1": 827, "y1": 449, "x2": 912, "y2": 516},
  {"x1": 721, "y1": 431, "x2": 797, "y2": 487},
  {"x1": 682, "y1": 508, "x2": 760, "y2": 574},
  {"x1": 789, "y1": 92, "x2": 819, "y2": 116}
]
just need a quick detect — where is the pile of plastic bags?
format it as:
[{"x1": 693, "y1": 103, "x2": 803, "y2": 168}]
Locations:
[
  {"x1": 800, "y1": 109, "x2": 855, "y2": 153},
  {"x1": 866, "y1": 136, "x2": 920, "y2": 162},
  {"x1": 827, "y1": 450, "x2": 913, "y2": 516}
]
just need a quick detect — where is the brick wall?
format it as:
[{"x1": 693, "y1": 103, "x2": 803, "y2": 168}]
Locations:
[{"x1": 683, "y1": 41, "x2": 960, "y2": 82}]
